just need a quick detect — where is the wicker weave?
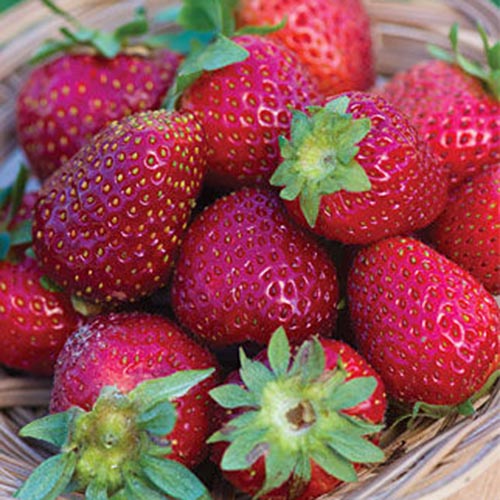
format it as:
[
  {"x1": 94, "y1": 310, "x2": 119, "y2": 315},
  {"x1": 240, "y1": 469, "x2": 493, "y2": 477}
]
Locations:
[{"x1": 0, "y1": 1, "x2": 499, "y2": 499}]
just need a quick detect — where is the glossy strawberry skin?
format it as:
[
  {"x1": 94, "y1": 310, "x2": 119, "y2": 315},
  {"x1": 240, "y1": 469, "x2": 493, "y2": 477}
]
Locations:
[
  {"x1": 49, "y1": 311, "x2": 220, "y2": 469},
  {"x1": 283, "y1": 92, "x2": 449, "y2": 245},
  {"x1": 32, "y1": 110, "x2": 207, "y2": 305},
  {"x1": 0, "y1": 257, "x2": 82, "y2": 376},
  {"x1": 237, "y1": 0, "x2": 374, "y2": 97},
  {"x1": 427, "y1": 165, "x2": 500, "y2": 295},
  {"x1": 179, "y1": 34, "x2": 320, "y2": 190},
  {"x1": 170, "y1": 187, "x2": 339, "y2": 348},
  {"x1": 348, "y1": 236, "x2": 500, "y2": 406},
  {"x1": 380, "y1": 60, "x2": 500, "y2": 187},
  {"x1": 212, "y1": 339, "x2": 386, "y2": 499},
  {"x1": 17, "y1": 50, "x2": 180, "y2": 180}
]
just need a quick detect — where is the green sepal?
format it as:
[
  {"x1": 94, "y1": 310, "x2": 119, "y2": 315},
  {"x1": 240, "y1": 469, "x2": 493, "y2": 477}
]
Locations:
[
  {"x1": 327, "y1": 376, "x2": 378, "y2": 411},
  {"x1": 140, "y1": 455, "x2": 211, "y2": 500},
  {"x1": 128, "y1": 368, "x2": 214, "y2": 412},
  {"x1": 207, "y1": 410, "x2": 261, "y2": 443},
  {"x1": 309, "y1": 441, "x2": 358, "y2": 483},
  {"x1": 85, "y1": 480, "x2": 109, "y2": 500},
  {"x1": 176, "y1": 0, "x2": 238, "y2": 36},
  {"x1": 9, "y1": 219, "x2": 33, "y2": 247},
  {"x1": 289, "y1": 337, "x2": 325, "y2": 383},
  {"x1": 325, "y1": 428, "x2": 385, "y2": 463},
  {"x1": 219, "y1": 428, "x2": 268, "y2": 470},
  {"x1": 19, "y1": 409, "x2": 80, "y2": 449},
  {"x1": 427, "y1": 22, "x2": 500, "y2": 100},
  {"x1": 270, "y1": 96, "x2": 372, "y2": 228},
  {"x1": 209, "y1": 383, "x2": 258, "y2": 409},
  {"x1": 456, "y1": 399, "x2": 476, "y2": 417},
  {"x1": 234, "y1": 16, "x2": 288, "y2": 37},
  {"x1": 239, "y1": 348, "x2": 275, "y2": 395},
  {"x1": 135, "y1": 400, "x2": 177, "y2": 436},
  {"x1": 146, "y1": 30, "x2": 214, "y2": 55},
  {"x1": 267, "y1": 326, "x2": 291, "y2": 378},
  {"x1": 14, "y1": 452, "x2": 77, "y2": 500},
  {"x1": 123, "y1": 474, "x2": 168, "y2": 500},
  {"x1": 0, "y1": 233, "x2": 10, "y2": 261},
  {"x1": 257, "y1": 443, "x2": 298, "y2": 497},
  {"x1": 39, "y1": 275, "x2": 65, "y2": 293}
]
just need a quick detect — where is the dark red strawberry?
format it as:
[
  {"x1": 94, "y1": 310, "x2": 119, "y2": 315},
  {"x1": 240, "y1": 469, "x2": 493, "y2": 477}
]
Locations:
[
  {"x1": 270, "y1": 92, "x2": 449, "y2": 245},
  {"x1": 170, "y1": 187, "x2": 339, "y2": 348},
  {"x1": 347, "y1": 236, "x2": 499, "y2": 408},
  {"x1": 16, "y1": 2, "x2": 180, "y2": 180},
  {"x1": 178, "y1": 34, "x2": 320, "y2": 189},
  {"x1": 32, "y1": 109, "x2": 207, "y2": 305},
  {"x1": 49, "y1": 311, "x2": 220, "y2": 469},
  {"x1": 16, "y1": 311, "x2": 218, "y2": 499},
  {"x1": 236, "y1": 0, "x2": 375, "y2": 97},
  {"x1": 427, "y1": 164, "x2": 500, "y2": 295},
  {"x1": 209, "y1": 327, "x2": 387, "y2": 499},
  {"x1": 379, "y1": 24, "x2": 500, "y2": 187},
  {"x1": 0, "y1": 256, "x2": 82, "y2": 376}
]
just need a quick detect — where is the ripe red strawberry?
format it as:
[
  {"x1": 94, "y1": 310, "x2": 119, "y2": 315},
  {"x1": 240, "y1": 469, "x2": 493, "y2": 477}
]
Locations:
[
  {"x1": 209, "y1": 327, "x2": 387, "y2": 499},
  {"x1": 16, "y1": 311, "x2": 218, "y2": 499},
  {"x1": 179, "y1": 34, "x2": 320, "y2": 189},
  {"x1": 0, "y1": 256, "x2": 82, "y2": 376},
  {"x1": 32, "y1": 109, "x2": 207, "y2": 305},
  {"x1": 379, "y1": 24, "x2": 500, "y2": 187},
  {"x1": 170, "y1": 187, "x2": 339, "y2": 348},
  {"x1": 347, "y1": 236, "x2": 500, "y2": 408},
  {"x1": 426, "y1": 164, "x2": 500, "y2": 295},
  {"x1": 16, "y1": 2, "x2": 180, "y2": 180},
  {"x1": 236, "y1": 0, "x2": 375, "y2": 97},
  {"x1": 270, "y1": 92, "x2": 449, "y2": 245}
]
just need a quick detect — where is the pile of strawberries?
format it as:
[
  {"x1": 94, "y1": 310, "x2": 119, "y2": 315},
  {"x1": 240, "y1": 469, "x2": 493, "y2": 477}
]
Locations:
[{"x1": 1, "y1": 0, "x2": 499, "y2": 499}]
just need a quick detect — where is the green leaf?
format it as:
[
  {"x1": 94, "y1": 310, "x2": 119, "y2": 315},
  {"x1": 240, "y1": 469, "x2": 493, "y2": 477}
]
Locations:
[
  {"x1": 209, "y1": 383, "x2": 258, "y2": 409},
  {"x1": 239, "y1": 349, "x2": 275, "y2": 395},
  {"x1": 39, "y1": 275, "x2": 65, "y2": 293},
  {"x1": 457, "y1": 399, "x2": 475, "y2": 416},
  {"x1": 85, "y1": 480, "x2": 109, "y2": 500},
  {"x1": 177, "y1": 0, "x2": 223, "y2": 33},
  {"x1": 92, "y1": 32, "x2": 122, "y2": 59},
  {"x1": 325, "y1": 430, "x2": 384, "y2": 463},
  {"x1": 328, "y1": 376, "x2": 377, "y2": 411},
  {"x1": 341, "y1": 414, "x2": 385, "y2": 436},
  {"x1": 29, "y1": 39, "x2": 73, "y2": 65},
  {"x1": 19, "y1": 409, "x2": 78, "y2": 448},
  {"x1": 235, "y1": 16, "x2": 287, "y2": 36},
  {"x1": 257, "y1": 443, "x2": 297, "y2": 496},
  {"x1": 114, "y1": 9, "x2": 149, "y2": 39},
  {"x1": 153, "y1": 5, "x2": 182, "y2": 24},
  {"x1": 14, "y1": 452, "x2": 77, "y2": 500},
  {"x1": 140, "y1": 455, "x2": 211, "y2": 500},
  {"x1": 336, "y1": 162, "x2": 371, "y2": 192},
  {"x1": 310, "y1": 441, "x2": 358, "y2": 483},
  {"x1": 324, "y1": 96, "x2": 350, "y2": 115},
  {"x1": 220, "y1": 428, "x2": 268, "y2": 470},
  {"x1": 146, "y1": 30, "x2": 215, "y2": 55},
  {"x1": 426, "y1": 44, "x2": 455, "y2": 63},
  {"x1": 135, "y1": 400, "x2": 177, "y2": 436},
  {"x1": 10, "y1": 219, "x2": 33, "y2": 247},
  {"x1": 207, "y1": 410, "x2": 261, "y2": 443},
  {"x1": 267, "y1": 327, "x2": 291, "y2": 377},
  {"x1": 299, "y1": 187, "x2": 321, "y2": 228},
  {"x1": 129, "y1": 368, "x2": 214, "y2": 411},
  {"x1": 124, "y1": 473, "x2": 168, "y2": 500},
  {"x1": 289, "y1": 337, "x2": 325, "y2": 383},
  {"x1": 0, "y1": 233, "x2": 11, "y2": 261},
  {"x1": 6, "y1": 164, "x2": 29, "y2": 226}
]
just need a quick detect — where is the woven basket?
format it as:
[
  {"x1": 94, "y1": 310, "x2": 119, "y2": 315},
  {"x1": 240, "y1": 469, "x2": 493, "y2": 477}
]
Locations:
[{"x1": 0, "y1": 1, "x2": 499, "y2": 499}]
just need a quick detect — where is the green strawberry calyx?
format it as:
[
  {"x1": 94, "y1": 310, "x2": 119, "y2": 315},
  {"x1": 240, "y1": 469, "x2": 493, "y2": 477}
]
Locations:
[
  {"x1": 15, "y1": 369, "x2": 214, "y2": 500},
  {"x1": 163, "y1": 0, "x2": 286, "y2": 108},
  {"x1": 428, "y1": 23, "x2": 500, "y2": 100},
  {"x1": 270, "y1": 96, "x2": 372, "y2": 228},
  {"x1": 209, "y1": 327, "x2": 384, "y2": 497},
  {"x1": 30, "y1": 0, "x2": 154, "y2": 64},
  {"x1": 0, "y1": 165, "x2": 32, "y2": 261}
]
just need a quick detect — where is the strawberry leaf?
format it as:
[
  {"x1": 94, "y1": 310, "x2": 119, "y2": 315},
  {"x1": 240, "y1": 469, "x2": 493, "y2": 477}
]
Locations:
[
  {"x1": 140, "y1": 455, "x2": 211, "y2": 500},
  {"x1": 123, "y1": 474, "x2": 168, "y2": 500},
  {"x1": 9, "y1": 220, "x2": 33, "y2": 247},
  {"x1": 85, "y1": 480, "x2": 108, "y2": 500},
  {"x1": 327, "y1": 376, "x2": 378, "y2": 411},
  {"x1": 209, "y1": 383, "x2": 258, "y2": 409},
  {"x1": 310, "y1": 441, "x2": 358, "y2": 483},
  {"x1": 257, "y1": 444, "x2": 297, "y2": 496},
  {"x1": 14, "y1": 453, "x2": 77, "y2": 500},
  {"x1": 239, "y1": 348, "x2": 275, "y2": 395},
  {"x1": 325, "y1": 429, "x2": 384, "y2": 463},
  {"x1": 0, "y1": 233, "x2": 10, "y2": 261},
  {"x1": 135, "y1": 400, "x2": 177, "y2": 436},
  {"x1": 267, "y1": 326, "x2": 291, "y2": 377},
  {"x1": 19, "y1": 410, "x2": 78, "y2": 448},
  {"x1": 289, "y1": 337, "x2": 325, "y2": 383},
  {"x1": 220, "y1": 428, "x2": 268, "y2": 470}
]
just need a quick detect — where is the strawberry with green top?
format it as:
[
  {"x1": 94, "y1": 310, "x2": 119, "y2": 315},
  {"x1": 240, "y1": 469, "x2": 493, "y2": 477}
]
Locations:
[
  {"x1": 236, "y1": 0, "x2": 375, "y2": 97},
  {"x1": 16, "y1": 0, "x2": 180, "y2": 180},
  {"x1": 348, "y1": 236, "x2": 499, "y2": 410},
  {"x1": 165, "y1": 0, "x2": 320, "y2": 189},
  {"x1": 170, "y1": 186, "x2": 339, "y2": 349},
  {"x1": 427, "y1": 164, "x2": 500, "y2": 295},
  {"x1": 379, "y1": 24, "x2": 500, "y2": 187},
  {"x1": 209, "y1": 327, "x2": 387, "y2": 499},
  {"x1": 32, "y1": 109, "x2": 207, "y2": 305},
  {"x1": 270, "y1": 93, "x2": 449, "y2": 245},
  {"x1": 15, "y1": 312, "x2": 217, "y2": 499}
]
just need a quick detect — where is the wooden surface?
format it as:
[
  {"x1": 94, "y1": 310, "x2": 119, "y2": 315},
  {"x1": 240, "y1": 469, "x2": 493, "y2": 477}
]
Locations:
[{"x1": 450, "y1": 459, "x2": 499, "y2": 500}]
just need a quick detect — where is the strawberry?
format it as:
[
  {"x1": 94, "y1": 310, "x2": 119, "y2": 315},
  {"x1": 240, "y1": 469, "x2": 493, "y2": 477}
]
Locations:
[
  {"x1": 16, "y1": 0, "x2": 180, "y2": 180},
  {"x1": 236, "y1": 0, "x2": 375, "y2": 97},
  {"x1": 32, "y1": 109, "x2": 207, "y2": 305},
  {"x1": 178, "y1": 34, "x2": 320, "y2": 189},
  {"x1": 209, "y1": 327, "x2": 387, "y2": 499},
  {"x1": 170, "y1": 186, "x2": 339, "y2": 349},
  {"x1": 49, "y1": 311, "x2": 220, "y2": 470},
  {"x1": 379, "y1": 24, "x2": 500, "y2": 187},
  {"x1": 0, "y1": 256, "x2": 82, "y2": 376},
  {"x1": 16, "y1": 312, "x2": 217, "y2": 499},
  {"x1": 270, "y1": 92, "x2": 449, "y2": 245},
  {"x1": 426, "y1": 164, "x2": 500, "y2": 295},
  {"x1": 347, "y1": 236, "x2": 500, "y2": 408}
]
